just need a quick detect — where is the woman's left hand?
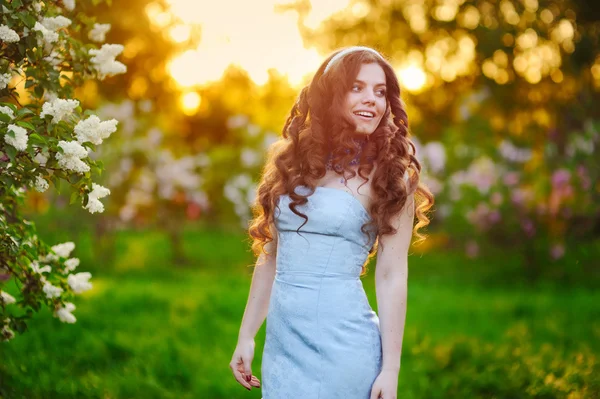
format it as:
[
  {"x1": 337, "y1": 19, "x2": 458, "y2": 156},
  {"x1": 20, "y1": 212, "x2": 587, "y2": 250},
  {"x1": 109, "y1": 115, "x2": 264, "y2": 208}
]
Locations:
[{"x1": 369, "y1": 368, "x2": 399, "y2": 399}]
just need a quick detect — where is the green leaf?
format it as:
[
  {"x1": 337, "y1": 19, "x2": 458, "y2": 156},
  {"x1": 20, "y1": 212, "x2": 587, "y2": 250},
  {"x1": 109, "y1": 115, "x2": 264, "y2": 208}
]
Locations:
[
  {"x1": 34, "y1": 85, "x2": 44, "y2": 99},
  {"x1": 69, "y1": 174, "x2": 83, "y2": 184},
  {"x1": 17, "y1": 107, "x2": 35, "y2": 116},
  {"x1": 16, "y1": 121, "x2": 36, "y2": 131},
  {"x1": 29, "y1": 133, "x2": 46, "y2": 144},
  {"x1": 0, "y1": 175, "x2": 15, "y2": 187},
  {"x1": 0, "y1": 103, "x2": 17, "y2": 112},
  {"x1": 70, "y1": 191, "x2": 79, "y2": 205},
  {"x1": 5, "y1": 145, "x2": 17, "y2": 162},
  {"x1": 0, "y1": 113, "x2": 11, "y2": 123},
  {"x1": 13, "y1": 319, "x2": 28, "y2": 334},
  {"x1": 51, "y1": 175, "x2": 61, "y2": 194}
]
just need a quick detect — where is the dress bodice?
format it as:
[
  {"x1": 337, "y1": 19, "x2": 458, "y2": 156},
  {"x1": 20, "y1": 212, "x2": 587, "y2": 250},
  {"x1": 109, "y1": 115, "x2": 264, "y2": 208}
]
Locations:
[{"x1": 274, "y1": 185, "x2": 376, "y2": 276}]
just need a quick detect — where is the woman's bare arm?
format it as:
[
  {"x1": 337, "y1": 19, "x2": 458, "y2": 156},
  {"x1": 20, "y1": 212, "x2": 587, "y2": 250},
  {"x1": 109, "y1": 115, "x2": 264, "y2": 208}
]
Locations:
[
  {"x1": 374, "y1": 193, "x2": 414, "y2": 373},
  {"x1": 237, "y1": 225, "x2": 278, "y2": 341}
]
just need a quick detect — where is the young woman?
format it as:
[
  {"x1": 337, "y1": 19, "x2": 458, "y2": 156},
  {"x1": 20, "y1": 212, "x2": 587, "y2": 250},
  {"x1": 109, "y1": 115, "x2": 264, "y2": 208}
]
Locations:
[{"x1": 229, "y1": 46, "x2": 434, "y2": 399}]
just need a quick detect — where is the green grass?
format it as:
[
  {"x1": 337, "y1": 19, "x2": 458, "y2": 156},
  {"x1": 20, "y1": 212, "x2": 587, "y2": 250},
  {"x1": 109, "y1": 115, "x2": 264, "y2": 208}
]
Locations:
[{"x1": 1, "y1": 228, "x2": 599, "y2": 398}]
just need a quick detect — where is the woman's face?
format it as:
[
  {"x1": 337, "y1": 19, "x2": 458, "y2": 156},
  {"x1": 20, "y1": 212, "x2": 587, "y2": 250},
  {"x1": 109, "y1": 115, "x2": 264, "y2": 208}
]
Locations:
[{"x1": 344, "y1": 62, "x2": 387, "y2": 135}]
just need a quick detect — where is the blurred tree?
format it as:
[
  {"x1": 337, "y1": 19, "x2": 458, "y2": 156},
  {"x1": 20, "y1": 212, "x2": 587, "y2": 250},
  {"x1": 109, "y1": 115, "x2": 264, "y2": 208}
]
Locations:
[
  {"x1": 52, "y1": 1, "x2": 299, "y2": 266},
  {"x1": 285, "y1": 0, "x2": 600, "y2": 279},
  {"x1": 292, "y1": 0, "x2": 600, "y2": 142}
]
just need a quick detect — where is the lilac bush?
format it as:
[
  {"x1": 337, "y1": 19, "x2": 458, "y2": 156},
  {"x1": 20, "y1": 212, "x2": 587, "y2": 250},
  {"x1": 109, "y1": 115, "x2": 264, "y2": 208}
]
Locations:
[{"x1": 0, "y1": 0, "x2": 126, "y2": 341}]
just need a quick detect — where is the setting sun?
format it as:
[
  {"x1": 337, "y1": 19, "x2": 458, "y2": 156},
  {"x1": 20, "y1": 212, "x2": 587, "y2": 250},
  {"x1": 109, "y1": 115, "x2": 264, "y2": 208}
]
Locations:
[
  {"x1": 397, "y1": 64, "x2": 427, "y2": 93},
  {"x1": 154, "y1": 0, "x2": 351, "y2": 88}
]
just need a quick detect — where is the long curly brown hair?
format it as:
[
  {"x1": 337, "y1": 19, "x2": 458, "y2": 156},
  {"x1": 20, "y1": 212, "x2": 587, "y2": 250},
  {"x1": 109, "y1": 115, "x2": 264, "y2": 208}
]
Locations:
[{"x1": 248, "y1": 47, "x2": 434, "y2": 271}]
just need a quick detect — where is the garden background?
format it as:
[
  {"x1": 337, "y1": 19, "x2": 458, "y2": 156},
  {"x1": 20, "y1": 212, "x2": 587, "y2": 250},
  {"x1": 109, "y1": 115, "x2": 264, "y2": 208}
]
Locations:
[{"x1": 1, "y1": 0, "x2": 599, "y2": 398}]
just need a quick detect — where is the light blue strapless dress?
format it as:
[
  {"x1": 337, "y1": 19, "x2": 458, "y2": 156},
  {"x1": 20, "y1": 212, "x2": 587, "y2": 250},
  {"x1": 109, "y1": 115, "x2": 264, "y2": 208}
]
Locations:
[{"x1": 261, "y1": 185, "x2": 382, "y2": 399}]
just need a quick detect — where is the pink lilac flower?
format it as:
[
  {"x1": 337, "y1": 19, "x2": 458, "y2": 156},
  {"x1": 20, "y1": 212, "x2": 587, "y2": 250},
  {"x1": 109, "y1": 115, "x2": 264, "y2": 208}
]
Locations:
[
  {"x1": 503, "y1": 172, "x2": 520, "y2": 186},
  {"x1": 490, "y1": 192, "x2": 503, "y2": 206},
  {"x1": 576, "y1": 165, "x2": 591, "y2": 190},
  {"x1": 520, "y1": 219, "x2": 536, "y2": 238},
  {"x1": 551, "y1": 169, "x2": 570, "y2": 187},
  {"x1": 466, "y1": 240, "x2": 479, "y2": 258},
  {"x1": 511, "y1": 188, "x2": 534, "y2": 208},
  {"x1": 488, "y1": 210, "x2": 501, "y2": 224},
  {"x1": 550, "y1": 243, "x2": 565, "y2": 260}
]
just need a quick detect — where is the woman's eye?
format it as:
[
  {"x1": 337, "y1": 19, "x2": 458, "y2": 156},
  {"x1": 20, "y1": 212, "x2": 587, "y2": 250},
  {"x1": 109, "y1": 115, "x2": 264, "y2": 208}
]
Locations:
[
  {"x1": 352, "y1": 85, "x2": 361, "y2": 91},
  {"x1": 377, "y1": 90, "x2": 386, "y2": 96}
]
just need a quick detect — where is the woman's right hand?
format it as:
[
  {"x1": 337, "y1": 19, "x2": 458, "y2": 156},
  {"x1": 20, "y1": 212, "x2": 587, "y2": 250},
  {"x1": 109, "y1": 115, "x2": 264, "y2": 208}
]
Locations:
[{"x1": 230, "y1": 338, "x2": 261, "y2": 391}]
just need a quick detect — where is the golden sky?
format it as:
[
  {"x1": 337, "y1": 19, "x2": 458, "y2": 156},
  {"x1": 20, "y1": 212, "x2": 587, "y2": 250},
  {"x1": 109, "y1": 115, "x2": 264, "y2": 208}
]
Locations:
[{"x1": 157, "y1": 0, "x2": 353, "y2": 87}]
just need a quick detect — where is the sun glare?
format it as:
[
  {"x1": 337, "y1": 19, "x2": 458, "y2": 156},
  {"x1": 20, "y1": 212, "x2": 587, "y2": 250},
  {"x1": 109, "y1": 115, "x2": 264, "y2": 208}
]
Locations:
[
  {"x1": 397, "y1": 64, "x2": 427, "y2": 93},
  {"x1": 157, "y1": 0, "x2": 351, "y2": 88},
  {"x1": 169, "y1": 24, "x2": 192, "y2": 43},
  {"x1": 180, "y1": 91, "x2": 201, "y2": 115}
]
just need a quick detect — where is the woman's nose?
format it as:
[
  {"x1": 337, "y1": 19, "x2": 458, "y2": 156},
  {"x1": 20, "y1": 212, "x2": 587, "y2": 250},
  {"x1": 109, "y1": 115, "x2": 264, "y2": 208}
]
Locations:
[{"x1": 362, "y1": 89, "x2": 376, "y2": 104}]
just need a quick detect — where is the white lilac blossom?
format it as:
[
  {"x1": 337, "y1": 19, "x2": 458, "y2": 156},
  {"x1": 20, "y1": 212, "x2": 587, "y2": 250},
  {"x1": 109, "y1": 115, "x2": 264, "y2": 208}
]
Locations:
[
  {"x1": 1, "y1": 323, "x2": 15, "y2": 342},
  {"x1": 34, "y1": 176, "x2": 49, "y2": 193},
  {"x1": 74, "y1": 114, "x2": 118, "y2": 145},
  {"x1": 56, "y1": 140, "x2": 90, "y2": 174},
  {"x1": 247, "y1": 124, "x2": 260, "y2": 137},
  {"x1": 240, "y1": 148, "x2": 261, "y2": 167},
  {"x1": 51, "y1": 241, "x2": 75, "y2": 258},
  {"x1": 0, "y1": 105, "x2": 15, "y2": 119},
  {"x1": 262, "y1": 132, "x2": 279, "y2": 150},
  {"x1": 421, "y1": 174, "x2": 443, "y2": 196},
  {"x1": 84, "y1": 183, "x2": 110, "y2": 214},
  {"x1": 196, "y1": 153, "x2": 210, "y2": 167},
  {"x1": 54, "y1": 302, "x2": 76, "y2": 323},
  {"x1": 98, "y1": 100, "x2": 136, "y2": 135},
  {"x1": 421, "y1": 141, "x2": 446, "y2": 174},
  {"x1": 33, "y1": 22, "x2": 59, "y2": 45},
  {"x1": 43, "y1": 281, "x2": 64, "y2": 298},
  {"x1": 449, "y1": 157, "x2": 498, "y2": 195},
  {"x1": 32, "y1": 2, "x2": 43, "y2": 12},
  {"x1": 226, "y1": 114, "x2": 249, "y2": 130},
  {"x1": 138, "y1": 99, "x2": 153, "y2": 113},
  {"x1": 0, "y1": 72, "x2": 12, "y2": 90},
  {"x1": 89, "y1": 44, "x2": 127, "y2": 80},
  {"x1": 67, "y1": 272, "x2": 92, "y2": 294},
  {"x1": 224, "y1": 173, "x2": 255, "y2": 227},
  {"x1": 62, "y1": 0, "x2": 75, "y2": 11},
  {"x1": 43, "y1": 51, "x2": 62, "y2": 69},
  {"x1": 0, "y1": 291, "x2": 16, "y2": 305},
  {"x1": 33, "y1": 151, "x2": 49, "y2": 165},
  {"x1": 88, "y1": 23, "x2": 111, "y2": 43},
  {"x1": 40, "y1": 98, "x2": 79, "y2": 124},
  {"x1": 38, "y1": 252, "x2": 58, "y2": 263},
  {"x1": 30, "y1": 261, "x2": 52, "y2": 274},
  {"x1": 499, "y1": 140, "x2": 532, "y2": 163},
  {"x1": 63, "y1": 258, "x2": 80, "y2": 274},
  {"x1": 41, "y1": 16, "x2": 72, "y2": 31},
  {"x1": 0, "y1": 25, "x2": 19, "y2": 43},
  {"x1": 147, "y1": 127, "x2": 162, "y2": 145},
  {"x1": 43, "y1": 90, "x2": 59, "y2": 102},
  {"x1": 23, "y1": 235, "x2": 39, "y2": 249},
  {"x1": 155, "y1": 152, "x2": 201, "y2": 199},
  {"x1": 4, "y1": 124, "x2": 28, "y2": 151}
]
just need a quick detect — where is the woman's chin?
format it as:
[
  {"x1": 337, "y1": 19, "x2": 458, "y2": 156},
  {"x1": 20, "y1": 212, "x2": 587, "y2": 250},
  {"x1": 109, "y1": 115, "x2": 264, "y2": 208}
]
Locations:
[{"x1": 353, "y1": 128, "x2": 374, "y2": 136}]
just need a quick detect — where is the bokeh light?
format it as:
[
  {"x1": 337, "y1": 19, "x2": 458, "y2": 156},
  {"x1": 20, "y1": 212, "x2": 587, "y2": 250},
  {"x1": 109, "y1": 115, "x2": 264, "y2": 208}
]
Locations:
[
  {"x1": 154, "y1": 0, "x2": 352, "y2": 88},
  {"x1": 180, "y1": 91, "x2": 201, "y2": 115},
  {"x1": 397, "y1": 64, "x2": 427, "y2": 93}
]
